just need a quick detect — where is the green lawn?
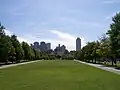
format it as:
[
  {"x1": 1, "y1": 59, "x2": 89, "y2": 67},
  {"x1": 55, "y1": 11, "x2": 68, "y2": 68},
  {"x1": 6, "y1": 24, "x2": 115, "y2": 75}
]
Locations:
[{"x1": 0, "y1": 60, "x2": 120, "y2": 90}]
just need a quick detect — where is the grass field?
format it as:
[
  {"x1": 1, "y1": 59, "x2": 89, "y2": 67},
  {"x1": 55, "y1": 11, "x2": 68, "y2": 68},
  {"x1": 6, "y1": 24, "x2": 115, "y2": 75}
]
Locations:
[{"x1": 0, "y1": 60, "x2": 120, "y2": 90}]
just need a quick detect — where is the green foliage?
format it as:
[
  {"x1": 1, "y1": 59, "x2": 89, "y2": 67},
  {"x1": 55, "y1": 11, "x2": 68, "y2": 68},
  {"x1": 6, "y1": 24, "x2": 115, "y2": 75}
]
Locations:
[
  {"x1": 77, "y1": 12, "x2": 120, "y2": 66},
  {"x1": 11, "y1": 35, "x2": 24, "y2": 62},
  {"x1": 0, "y1": 23, "x2": 5, "y2": 37},
  {"x1": 0, "y1": 35, "x2": 14, "y2": 63},
  {"x1": 106, "y1": 12, "x2": 120, "y2": 65},
  {"x1": 0, "y1": 23, "x2": 38, "y2": 63},
  {"x1": 107, "y1": 13, "x2": 120, "y2": 56},
  {"x1": 22, "y1": 42, "x2": 35, "y2": 60},
  {"x1": 78, "y1": 37, "x2": 112, "y2": 64},
  {"x1": 34, "y1": 50, "x2": 41, "y2": 60}
]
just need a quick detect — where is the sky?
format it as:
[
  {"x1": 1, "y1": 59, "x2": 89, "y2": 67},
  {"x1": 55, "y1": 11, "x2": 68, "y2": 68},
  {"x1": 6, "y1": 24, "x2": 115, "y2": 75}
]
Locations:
[{"x1": 0, "y1": 0, "x2": 120, "y2": 50}]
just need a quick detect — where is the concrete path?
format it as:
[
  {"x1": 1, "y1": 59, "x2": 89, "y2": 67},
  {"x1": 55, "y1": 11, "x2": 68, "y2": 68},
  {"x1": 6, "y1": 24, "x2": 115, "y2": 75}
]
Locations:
[
  {"x1": 0, "y1": 60, "x2": 41, "y2": 69},
  {"x1": 74, "y1": 60, "x2": 120, "y2": 75}
]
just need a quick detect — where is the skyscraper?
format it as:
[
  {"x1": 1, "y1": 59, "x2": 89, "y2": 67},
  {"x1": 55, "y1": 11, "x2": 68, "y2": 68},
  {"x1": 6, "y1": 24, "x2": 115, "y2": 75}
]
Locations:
[
  {"x1": 40, "y1": 41, "x2": 47, "y2": 52},
  {"x1": 32, "y1": 41, "x2": 52, "y2": 52},
  {"x1": 76, "y1": 37, "x2": 81, "y2": 51},
  {"x1": 33, "y1": 42, "x2": 40, "y2": 51},
  {"x1": 46, "y1": 43, "x2": 51, "y2": 50}
]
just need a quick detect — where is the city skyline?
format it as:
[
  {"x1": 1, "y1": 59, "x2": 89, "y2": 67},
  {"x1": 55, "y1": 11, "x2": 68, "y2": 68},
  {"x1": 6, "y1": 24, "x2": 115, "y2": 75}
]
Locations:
[
  {"x1": 31, "y1": 41, "x2": 68, "y2": 51},
  {"x1": 31, "y1": 37, "x2": 81, "y2": 51}
]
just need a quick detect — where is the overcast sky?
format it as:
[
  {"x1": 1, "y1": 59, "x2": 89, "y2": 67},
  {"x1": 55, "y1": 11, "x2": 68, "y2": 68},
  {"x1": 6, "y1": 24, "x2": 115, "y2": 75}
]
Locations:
[{"x1": 0, "y1": 0, "x2": 120, "y2": 50}]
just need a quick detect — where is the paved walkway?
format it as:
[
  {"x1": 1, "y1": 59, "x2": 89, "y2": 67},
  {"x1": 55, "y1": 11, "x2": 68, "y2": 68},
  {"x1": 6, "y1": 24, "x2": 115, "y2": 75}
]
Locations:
[
  {"x1": 74, "y1": 60, "x2": 120, "y2": 75},
  {"x1": 0, "y1": 60, "x2": 41, "y2": 69}
]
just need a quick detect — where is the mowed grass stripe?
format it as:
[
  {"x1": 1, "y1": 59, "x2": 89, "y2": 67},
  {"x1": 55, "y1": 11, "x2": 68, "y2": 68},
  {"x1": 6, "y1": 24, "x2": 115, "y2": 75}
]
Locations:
[{"x1": 0, "y1": 60, "x2": 120, "y2": 90}]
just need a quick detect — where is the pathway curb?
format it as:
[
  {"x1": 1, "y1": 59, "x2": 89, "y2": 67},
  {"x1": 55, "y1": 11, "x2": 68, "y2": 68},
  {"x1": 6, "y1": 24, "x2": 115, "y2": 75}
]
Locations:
[
  {"x1": 74, "y1": 60, "x2": 120, "y2": 75},
  {"x1": 0, "y1": 60, "x2": 41, "y2": 69}
]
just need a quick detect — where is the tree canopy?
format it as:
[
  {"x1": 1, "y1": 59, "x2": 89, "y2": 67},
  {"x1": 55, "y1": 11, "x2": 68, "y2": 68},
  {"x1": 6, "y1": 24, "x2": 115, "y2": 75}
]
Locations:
[{"x1": 77, "y1": 12, "x2": 120, "y2": 66}]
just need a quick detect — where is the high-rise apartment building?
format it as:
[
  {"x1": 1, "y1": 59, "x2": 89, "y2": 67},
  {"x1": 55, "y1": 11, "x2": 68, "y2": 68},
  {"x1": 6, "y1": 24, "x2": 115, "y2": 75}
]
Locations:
[
  {"x1": 46, "y1": 43, "x2": 51, "y2": 50},
  {"x1": 76, "y1": 37, "x2": 81, "y2": 51},
  {"x1": 32, "y1": 41, "x2": 51, "y2": 52},
  {"x1": 40, "y1": 41, "x2": 46, "y2": 52},
  {"x1": 33, "y1": 42, "x2": 40, "y2": 51}
]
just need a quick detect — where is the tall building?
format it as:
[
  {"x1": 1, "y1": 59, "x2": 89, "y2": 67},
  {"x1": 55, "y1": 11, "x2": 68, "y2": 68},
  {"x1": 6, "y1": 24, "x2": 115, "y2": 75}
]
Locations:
[
  {"x1": 76, "y1": 37, "x2": 81, "y2": 51},
  {"x1": 34, "y1": 42, "x2": 39, "y2": 48},
  {"x1": 32, "y1": 41, "x2": 51, "y2": 52},
  {"x1": 54, "y1": 44, "x2": 67, "y2": 55},
  {"x1": 40, "y1": 41, "x2": 47, "y2": 52},
  {"x1": 61, "y1": 45, "x2": 66, "y2": 52},
  {"x1": 46, "y1": 43, "x2": 51, "y2": 50},
  {"x1": 33, "y1": 42, "x2": 40, "y2": 51}
]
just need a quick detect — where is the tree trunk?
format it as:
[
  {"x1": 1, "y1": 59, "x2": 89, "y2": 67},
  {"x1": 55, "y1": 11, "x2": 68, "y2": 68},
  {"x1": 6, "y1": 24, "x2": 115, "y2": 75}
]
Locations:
[
  {"x1": 114, "y1": 58, "x2": 117, "y2": 67},
  {"x1": 95, "y1": 58, "x2": 96, "y2": 64},
  {"x1": 112, "y1": 59, "x2": 114, "y2": 66},
  {"x1": 92, "y1": 59, "x2": 93, "y2": 63}
]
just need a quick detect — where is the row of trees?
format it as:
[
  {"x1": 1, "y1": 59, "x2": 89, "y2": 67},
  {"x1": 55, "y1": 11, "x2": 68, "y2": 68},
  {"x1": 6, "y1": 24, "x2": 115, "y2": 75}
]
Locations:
[
  {"x1": 0, "y1": 24, "x2": 74, "y2": 64},
  {"x1": 0, "y1": 24, "x2": 46, "y2": 64},
  {"x1": 76, "y1": 12, "x2": 120, "y2": 66}
]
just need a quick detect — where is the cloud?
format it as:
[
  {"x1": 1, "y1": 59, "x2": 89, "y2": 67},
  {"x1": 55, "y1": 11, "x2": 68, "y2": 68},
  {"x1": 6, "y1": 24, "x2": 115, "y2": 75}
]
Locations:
[
  {"x1": 4, "y1": 29, "x2": 87, "y2": 50},
  {"x1": 50, "y1": 30, "x2": 76, "y2": 41},
  {"x1": 4, "y1": 29, "x2": 13, "y2": 36},
  {"x1": 102, "y1": 0, "x2": 120, "y2": 4},
  {"x1": 4, "y1": 29, "x2": 28, "y2": 43},
  {"x1": 17, "y1": 37, "x2": 28, "y2": 43},
  {"x1": 50, "y1": 30, "x2": 86, "y2": 50},
  {"x1": 19, "y1": 30, "x2": 87, "y2": 50}
]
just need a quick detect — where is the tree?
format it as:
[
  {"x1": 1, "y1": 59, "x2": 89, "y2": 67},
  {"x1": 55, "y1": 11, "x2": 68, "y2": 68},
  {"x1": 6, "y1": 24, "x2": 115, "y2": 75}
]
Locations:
[
  {"x1": 98, "y1": 35, "x2": 111, "y2": 63},
  {"x1": 84, "y1": 42, "x2": 96, "y2": 62},
  {"x1": 0, "y1": 23, "x2": 16, "y2": 63},
  {"x1": 0, "y1": 35, "x2": 15, "y2": 63},
  {"x1": 8, "y1": 45, "x2": 16, "y2": 63},
  {"x1": 107, "y1": 12, "x2": 120, "y2": 66},
  {"x1": 22, "y1": 42, "x2": 35, "y2": 60},
  {"x1": 91, "y1": 41, "x2": 100, "y2": 63},
  {"x1": 34, "y1": 49, "x2": 40, "y2": 60},
  {"x1": 0, "y1": 23, "x2": 5, "y2": 37},
  {"x1": 11, "y1": 35, "x2": 24, "y2": 62}
]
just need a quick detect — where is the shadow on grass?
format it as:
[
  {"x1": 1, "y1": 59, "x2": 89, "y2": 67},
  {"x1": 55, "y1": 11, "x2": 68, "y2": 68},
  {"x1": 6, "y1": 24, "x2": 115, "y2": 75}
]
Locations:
[{"x1": 115, "y1": 67, "x2": 120, "y2": 70}]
